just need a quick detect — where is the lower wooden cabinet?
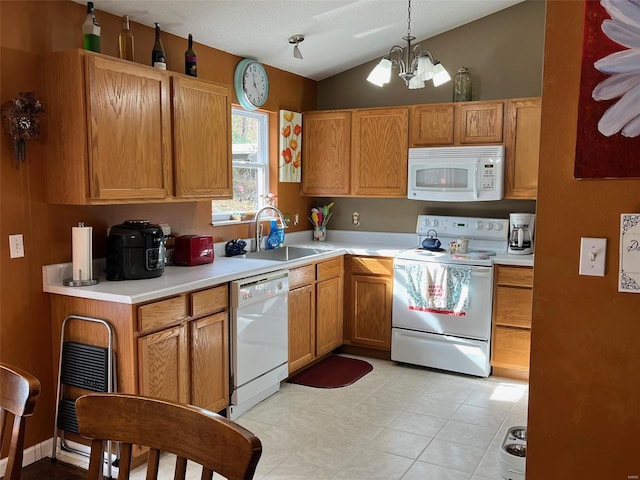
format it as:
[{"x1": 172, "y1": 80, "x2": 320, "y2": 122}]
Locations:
[
  {"x1": 287, "y1": 257, "x2": 344, "y2": 373},
  {"x1": 491, "y1": 265, "x2": 534, "y2": 379},
  {"x1": 344, "y1": 256, "x2": 394, "y2": 351}
]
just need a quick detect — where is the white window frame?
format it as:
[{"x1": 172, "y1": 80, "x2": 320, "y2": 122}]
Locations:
[{"x1": 212, "y1": 108, "x2": 269, "y2": 224}]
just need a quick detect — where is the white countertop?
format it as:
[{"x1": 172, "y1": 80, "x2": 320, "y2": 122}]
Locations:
[{"x1": 43, "y1": 230, "x2": 534, "y2": 304}]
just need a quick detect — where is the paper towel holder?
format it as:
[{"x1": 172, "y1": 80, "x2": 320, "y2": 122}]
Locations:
[{"x1": 63, "y1": 221, "x2": 99, "y2": 287}]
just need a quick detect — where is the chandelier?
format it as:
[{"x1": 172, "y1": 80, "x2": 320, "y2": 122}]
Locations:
[{"x1": 367, "y1": 0, "x2": 451, "y2": 89}]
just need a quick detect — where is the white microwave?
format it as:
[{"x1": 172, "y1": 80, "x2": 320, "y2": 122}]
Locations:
[{"x1": 407, "y1": 145, "x2": 505, "y2": 202}]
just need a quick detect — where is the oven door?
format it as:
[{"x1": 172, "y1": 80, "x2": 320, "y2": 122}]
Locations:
[{"x1": 392, "y1": 258, "x2": 493, "y2": 340}]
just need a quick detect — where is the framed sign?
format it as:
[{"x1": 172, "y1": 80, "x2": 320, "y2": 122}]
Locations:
[
  {"x1": 574, "y1": 0, "x2": 640, "y2": 179},
  {"x1": 620, "y1": 213, "x2": 640, "y2": 293}
]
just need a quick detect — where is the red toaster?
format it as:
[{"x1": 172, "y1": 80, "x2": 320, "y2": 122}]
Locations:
[{"x1": 173, "y1": 235, "x2": 214, "y2": 266}]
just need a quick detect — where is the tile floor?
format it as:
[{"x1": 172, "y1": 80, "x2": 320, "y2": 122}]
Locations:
[{"x1": 57, "y1": 355, "x2": 528, "y2": 480}]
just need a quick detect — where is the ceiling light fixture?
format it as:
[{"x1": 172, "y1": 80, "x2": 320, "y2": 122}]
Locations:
[
  {"x1": 367, "y1": 0, "x2": 451, "y2": 89},
  {"x1": 288, "y1": 34, "x2": 304, "y2": 60}
]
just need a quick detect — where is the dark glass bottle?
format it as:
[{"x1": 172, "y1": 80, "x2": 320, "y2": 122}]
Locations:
[
  {"x1": 151, "y1": 23, "x2": 166, "y2": 70},
  {"x1": 185, "y1": 34, "x2": 197, "y2": 77},
  {"x1": 82, "y1": 2, "x2": 101, "y2": 53},
  {"x1": 118, "y1": 15, "x2": 134, "y2": 61}
]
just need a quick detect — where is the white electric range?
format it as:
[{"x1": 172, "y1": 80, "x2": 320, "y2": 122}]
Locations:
[{"x1": 392, "y1": 215, "x2": 509, "y2": 377}]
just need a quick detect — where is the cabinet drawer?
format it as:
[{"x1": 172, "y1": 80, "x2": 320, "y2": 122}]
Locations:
[
  {"x1": 289, "y1": 264, "x2": 315, "y2": 289},
  {"x1": 496, "y1": 266, "x2": 533, "y2": 287},
  {"x1": 191, "y1": 284, "x2": 229, "y2": 317},
  {"x1": 317, "y1": 257, "x2": 343, "y2": 281},
  {"x1": 493, "y1": 326, "x2": 531, "y2": 369},
  {"x1": 138, "y1": 296, "x2": 188, "y2": 334},
  {"x1": 350, "y1": 256, "x2": 394, "y2": 276},
  {"x1": 495, "y1": 287, "x2": 533, "y2": 328}
]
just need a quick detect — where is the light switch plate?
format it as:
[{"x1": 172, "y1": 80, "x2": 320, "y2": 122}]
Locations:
[{"x1": 579, "y1": 237, "x2": 606, "y2": 276}]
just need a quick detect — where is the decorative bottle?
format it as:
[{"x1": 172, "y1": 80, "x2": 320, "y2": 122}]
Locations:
[
  {"x1": 118, "y1": 15, "x2": 134, "y2": 61},
  {"x1": 185, "y1": 33, "x2": 197, "y2": 77},
  {"x1": 82, "y1": 2, "x2": 101, "y2": 53},
  {"x1": 453, "y1": 67, "x2": 472, "y2": 102},
  {"x1": 151, "y1": 23, "x2": 166, "y2": 70}
]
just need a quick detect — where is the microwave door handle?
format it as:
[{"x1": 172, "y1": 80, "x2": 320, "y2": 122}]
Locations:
[{"x1": 473, "y1": 159, "x2": 479, "y2": 200}]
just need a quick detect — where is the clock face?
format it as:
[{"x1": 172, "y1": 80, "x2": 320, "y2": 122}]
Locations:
[{"x1": 234, "y1": 59, "x2": 269, "y2": 110}]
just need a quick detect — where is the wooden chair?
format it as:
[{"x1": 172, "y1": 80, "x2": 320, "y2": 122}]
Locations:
[
  {"x1": 0, "y1": 362, "x2": 41, "y2": 480},
  {"x1": 75, "y1": 393, "x2": 262, "y2": 480}
]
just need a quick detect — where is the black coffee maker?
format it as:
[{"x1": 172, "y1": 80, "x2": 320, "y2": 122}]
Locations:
[{"x1": 106, "y1": 220, "x2": 165, "y2": 280}]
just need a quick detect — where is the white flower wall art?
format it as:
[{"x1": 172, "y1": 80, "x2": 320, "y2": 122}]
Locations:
[{"x1": 575, "y1": 0, "x2": 640, "y2": 178}]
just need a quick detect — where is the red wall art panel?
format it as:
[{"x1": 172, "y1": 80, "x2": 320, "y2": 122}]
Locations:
[{"x1": 575, "y1": 0, "x2": 640, "y2": 179}]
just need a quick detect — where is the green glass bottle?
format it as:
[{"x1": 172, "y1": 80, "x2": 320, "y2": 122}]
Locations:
[
  {"x1": 453, "y1": 67, "x2": 472, "y2": 102},
  {"x1": 185, "y1": 34, "x2": 197, "y2": 77},
  {"x1": 82, "y1": 2, "x2": 101, "y2": 53}
]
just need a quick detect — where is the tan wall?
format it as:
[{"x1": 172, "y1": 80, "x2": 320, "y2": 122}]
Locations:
[
  {"x1": 0, "y1": 0, "x2": 316, "y2": 450},
  {"x1": 528, "y1": 1, "x2": 640, "y2": 477},
  {"x1": 316, "y1": 0, "x2": 544, "y2": 233},
  {"x1": 318, "y1": 0, "x2": 546, "y2": 110}
]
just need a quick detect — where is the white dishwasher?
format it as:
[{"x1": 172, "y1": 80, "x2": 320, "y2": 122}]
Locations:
[{"x1": 228, "y1": 270, "x2": 289, "y2": 420}]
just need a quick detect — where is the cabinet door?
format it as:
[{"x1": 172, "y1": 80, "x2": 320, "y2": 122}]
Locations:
[
  {"x1": 455, "y1": 101, "x2": 504, "y2": 144},
  {"x1": 301, "y1": 111, "x2": 351, "y2": 196},
  {"x1": 173, "y1": 76, "x2": 232, "y2": 198},
  {"x1": 348, "y1": 275, "x2": 393, "y2": 350},
  {"x1": 316, "y1": 277, "x2": 343, "y2": 356},
  {"x1": 86, "y1": 55, "x2": 172, "y2": 201},
  {"x1": 504, "y1": 98, "x2": 541, "y2": 199},
  {"x1": 288, "y1": 285, "x2": 315, "y2": 373},
  {"x1": 410, "y1": 104, "x2": 455, "y2": 146},
  {"x1": 352, "y1": 108, "x2": 409, "y2": 196},
  {"x1": 138, "y1": 324, "x2": 189, "y2": 404},
  {"x1": 191, "y1": 312, "x2": 229, "y2": 412}
]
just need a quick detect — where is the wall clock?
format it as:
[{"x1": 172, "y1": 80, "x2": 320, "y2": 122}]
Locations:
[{"x1": 234, "y1": 58, "x2": 269, "y2": 110}]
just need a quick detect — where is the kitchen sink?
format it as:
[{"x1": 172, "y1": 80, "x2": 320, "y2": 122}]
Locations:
[{"x1": 242, "y1": 246, "x2": 326, "y2": 261}]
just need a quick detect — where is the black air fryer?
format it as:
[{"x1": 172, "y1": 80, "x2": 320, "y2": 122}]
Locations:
[{"x1": 106, "y1": 220, "x2": 165, "y2": 281}]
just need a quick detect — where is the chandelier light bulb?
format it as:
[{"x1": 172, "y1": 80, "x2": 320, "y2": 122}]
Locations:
[{"x1": 288, "y1": 34, "x2": 304, "y2": 60}]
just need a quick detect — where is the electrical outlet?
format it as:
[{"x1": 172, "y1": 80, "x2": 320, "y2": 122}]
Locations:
[
  {"x1": 9, "y1": 234, "x2": 25, "y2": 258},
  {"x1": 294, "y1": 213, "x2": 299, "y2": 225},
  {"x1": 352, "y1": 212, "x2": 360, "y2": 227}
]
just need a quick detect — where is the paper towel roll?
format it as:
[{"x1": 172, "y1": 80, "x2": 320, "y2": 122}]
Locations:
[{"x1": 72, "y1": 225, "x2": 93, "y2": 281}]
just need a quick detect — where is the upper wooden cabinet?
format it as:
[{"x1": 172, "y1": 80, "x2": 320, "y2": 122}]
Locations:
[
  {"x1": 504, "y1": 98, "x2": 541, "y2": 199},
  {"x1": 302, "y1": 107, "x2": 408, "y2": 197},
  {"x1": 410, "y1": 100, "x2": 504, "y2": 147},
  {"x1": 172, "y1": 76, "x2": 232, "y2": 199},
  {"x1": 42, "y1": 49, "x2": 231, "y2": 204},
  {"x1": 351, "y1": 107, "x2": 409, "y2": 197},
  {"x1": 410, "y1": 104, "x2": 455, "y2": 146},
  {"x1": 301, "y1": 110, "x2": 351, "y2": 196}
]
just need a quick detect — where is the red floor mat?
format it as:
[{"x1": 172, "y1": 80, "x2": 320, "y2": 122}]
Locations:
[{"x1": 287, "y1": 355, "x2": 373, "y2": 388}]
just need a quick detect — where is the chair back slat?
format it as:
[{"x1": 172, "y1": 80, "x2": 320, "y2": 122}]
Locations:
[
  {"x1": 0, "y1": 363, "x2": 41, "y2": 480},
  {"x1": 76, "y1": 393, "x2": 262, "y2": 480}
]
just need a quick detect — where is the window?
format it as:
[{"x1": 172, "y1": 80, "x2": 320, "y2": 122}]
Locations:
[{"x1": 212, "y1": 108, "x2": 269, "y2": 223}]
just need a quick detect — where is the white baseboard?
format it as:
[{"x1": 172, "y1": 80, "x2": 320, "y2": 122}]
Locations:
[{"x1": 0, "y1": 437, "x2": 54, "y2": 477}]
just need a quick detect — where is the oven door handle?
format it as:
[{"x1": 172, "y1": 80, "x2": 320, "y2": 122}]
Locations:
[{"x1": 470, "y1": 266, "x2": 492, "y2": 277}]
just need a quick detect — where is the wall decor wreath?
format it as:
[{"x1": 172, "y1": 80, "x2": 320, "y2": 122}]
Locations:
[{"x1": 2, "y1": 92, "x2": 45, "y2": 167}]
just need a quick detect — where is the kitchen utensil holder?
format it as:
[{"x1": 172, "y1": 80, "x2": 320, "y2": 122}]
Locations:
[{"x1": 313, "y1": 226, "x2": 326, "y2": 241}]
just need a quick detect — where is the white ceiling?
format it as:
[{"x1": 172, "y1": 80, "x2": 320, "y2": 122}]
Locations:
[{"x1": 79, "y1": 0, "x2": 525, "y2": 81}]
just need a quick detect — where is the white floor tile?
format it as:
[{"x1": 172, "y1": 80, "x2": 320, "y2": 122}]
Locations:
[
  {"x1": 418, "y1": 438, "x2": 485, "y2": 474},
  {"x1": 366, "y1": 427, "x2": 432, "y2": 459},
  {"x1": 331, "y1": 448, "x2": 413, "y2": 480},
  {"x1": 401, "y1": 460, "x2": 471, "y2": 480},
  {"x1": 435, "y1": 420, "x2": 500, "y2": 450}
]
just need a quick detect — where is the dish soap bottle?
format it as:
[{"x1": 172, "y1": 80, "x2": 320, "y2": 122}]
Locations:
[
  {"x1": 266, "y1": 219, "x2": 280, "y2": 250},
  {"x1": 276, "y1": 221, "x2": 285, "y2": 248}
]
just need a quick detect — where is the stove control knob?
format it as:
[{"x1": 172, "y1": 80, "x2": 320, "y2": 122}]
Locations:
[
  {"x1": 423, "y1": 219, "x2": 430, "y2": 227},
  {"x1": 495, "y1": 223, "x2": 503, "y2": 231},
  {"x1": 476, "y1": 221, "x2": 484, "y2": 230},
  {"x1": 486, "y1": 223, "x2": 494, "y2": 231},
  {"x1": 432, "y1": 220, "x2": 439, "y2": 227}
]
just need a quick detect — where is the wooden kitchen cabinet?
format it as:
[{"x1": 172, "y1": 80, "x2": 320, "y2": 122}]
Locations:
[
  {"x1": 288, "y1": 265, "x2": 316, "y2": 373},
  {"x1": 172, "y1": 76, "x2": 232, "y2": 199},
  {"x1": 409, "y1": 100, "x2": 504, "y2": 147},
  {"x1": 504, "y1": 97, "x2": 542, "y2": 199},
  {"x1": 491, "y1": 265, "x2": 534, "y2": 380},
  {"x1": 301, "y1": 111, "x2": 351, "y2": 196},
  {"x1": 302, "y1": 107, "x2": 408, "y2": 197},
  {"x1": 351, "y1": 107, "x2": 409, "y2": 197},
  {"x1": 287, "y1": 257, "x2": 344, "y2": 373},
  {"x1": 41, "y1": 49, "x2": 232, "y2": 204},
  {"x1": 50, "y1": 284, "x2": 230, "y2": 420},
  {"x1": 344, "y1": 256, "x2": 394, "y2": 351}
]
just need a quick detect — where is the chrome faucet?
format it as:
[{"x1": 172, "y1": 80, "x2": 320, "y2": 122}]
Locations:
[{"x1": 254, "y1": 206, "x2": 286, "y2": 252}]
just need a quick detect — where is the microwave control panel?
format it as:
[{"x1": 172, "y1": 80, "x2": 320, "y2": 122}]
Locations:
[{"x1": 481, "y1": 163, "x2": 497, "y2": 190}]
